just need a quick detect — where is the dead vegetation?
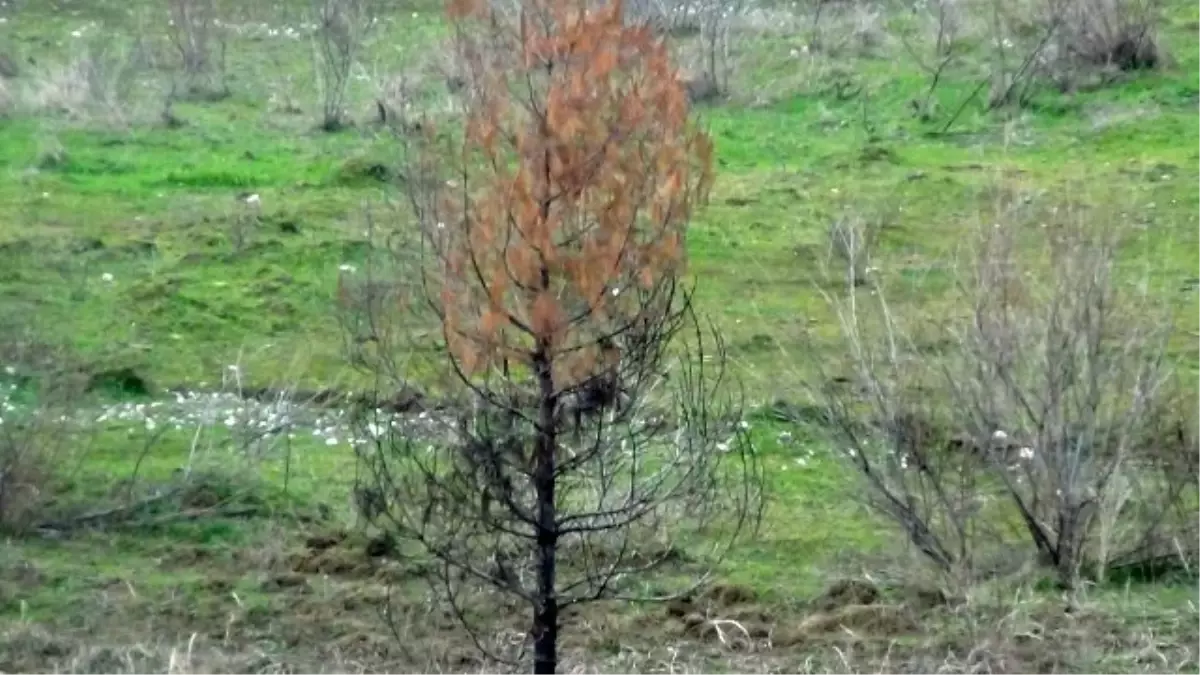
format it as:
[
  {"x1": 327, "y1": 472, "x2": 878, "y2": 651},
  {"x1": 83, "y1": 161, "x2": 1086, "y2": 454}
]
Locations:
[
  {"x1": 340, "y1": 0, "x2": 765, "y2": 669},
  {"x1": 4, "y1": 534, "x2": 1193, "y2": 674},
  {"x1": 798, "y1": 187, "x2": 1198, "y2": 593},
  {"x1": 0, "y1": 1, "x2": 1191, "y2": 673},
  {"x1": 311, "y1": 0, "x2": 379, "y2": 131},
  {"x1": 0, "y1": 328, "x2": 95, "y2": 533},
  {"x1": 166, "y1": 0, "x2": 230, "y2": 100}
]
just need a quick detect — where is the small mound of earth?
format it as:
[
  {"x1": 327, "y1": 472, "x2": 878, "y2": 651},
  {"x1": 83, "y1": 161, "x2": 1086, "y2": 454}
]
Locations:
[
  {"x1": 702, "y1": 583, "x2": 758, "y2": 607},
  {"x1": 663, "y1": 584, "x2": 776, "y2": 644},
  {"x1": 767, "y1": 578, "x2": 927, "y2": 647},
  {"x1": 811, "y1": 578, "x2": 880, "y2": 611},
  {"x1": 775, "y1": 604, "x2": 918, "y2": 646},
  {"x1": 290, "y1": 529, "x2": 375, "y2": 577},
  {"x1": 666, "y1": 582, "x2": 759, "y2": 618}
]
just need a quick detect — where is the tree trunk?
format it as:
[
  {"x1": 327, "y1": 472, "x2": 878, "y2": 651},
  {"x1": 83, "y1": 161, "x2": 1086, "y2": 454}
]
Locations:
[{"x1": 532, "y1": 337, "x2": 559, "y2": 674}]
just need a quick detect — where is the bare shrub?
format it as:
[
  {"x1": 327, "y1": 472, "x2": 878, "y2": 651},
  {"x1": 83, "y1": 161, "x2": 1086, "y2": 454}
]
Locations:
[
  {"x1": 310, "y1": 0, "x2": 378, "y2": 131},
  {"x1": 825, "y1": 210, "x2": 880, "y2": 288},
  {"x1": 621, "y1": 0, "x2": 717, "y2": 35},
  {"x1": 1046, "y1": 0, "x2": 1164, "y2": 75},
  {"x1": 166, "y1": 0, "x2": 230, "y2": 99},
  {"x1": 0, "y1": 333, "x2": 92, "y2": 533},
  {"x1": 897, "y1": 0, "x2": 965, "y2": 120},
  {"x1": 966, "y1": 0, "x2": 1165, "y2": 116},
  {"x1": 804, "y1": 0, "x2": 889, "y2": 56},
  {"x1": 612, "y1": 0, "x2": 745, "y2": 100},
  {"x1": 803, "y1": 189, "x2": 1195, "y2": 590},
  {"x1": 693, "y1": 0, "x2": 743, "y2": 96},
  {"x1": 18, "y1": 42, "x2": 144, "y2": 125},
  {"x1": 907, "y1": 0, "x2": 1165, "y2": 130}
]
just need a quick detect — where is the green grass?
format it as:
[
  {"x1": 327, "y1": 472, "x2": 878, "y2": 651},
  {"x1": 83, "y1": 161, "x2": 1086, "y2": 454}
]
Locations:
[{"x1": 0, "y1": 0, "x2": 1197, "y2": 671}]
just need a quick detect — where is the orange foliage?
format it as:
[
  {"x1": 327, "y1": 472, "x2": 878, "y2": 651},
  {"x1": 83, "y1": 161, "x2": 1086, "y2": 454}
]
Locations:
[{"x1": 428, "y1": 0, "x2": 713, "y2": 388}]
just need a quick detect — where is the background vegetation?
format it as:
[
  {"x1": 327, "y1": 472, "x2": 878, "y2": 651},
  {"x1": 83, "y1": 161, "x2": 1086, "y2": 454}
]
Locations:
[{"x1": 0, "y1": 0, "x2": 1196, "y2": 671}]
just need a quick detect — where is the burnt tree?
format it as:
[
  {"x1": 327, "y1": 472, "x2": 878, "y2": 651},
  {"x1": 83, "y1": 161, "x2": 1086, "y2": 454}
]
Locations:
[{"x1": 344, "y1": 0, "x2": 763, "y2": 671}]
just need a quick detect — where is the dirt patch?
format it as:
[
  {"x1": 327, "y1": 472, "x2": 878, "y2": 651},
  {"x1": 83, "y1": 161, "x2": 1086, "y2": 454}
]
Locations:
[
  {"x1": 659, "y1": 584, "x2": 780, "y2": 646},
  {"x1": 261, "y1": 571, "x2": 309, "y2": 592},
  {"x1": 776, "y1": 604, "x2": 918, "y2": 646},
  {"x1": 667, "y1": 583, "x2": 758, "y2": 614},
  {"x1": 156, "y1": 544, "x2": 211, "y2": 568},
  {"x1": 291, "y1": 546, "x2": 374, "y2": 576},
  {"x1": 287, "y1": 529, "x2": 380, "y2": 577},
  {"x1": 687, "y1": 616, "x2": 771, "y2": 647},
  {"x1": 810, "y1": 578, "x2": 880, "y2": 611},
  {"x1": 899, "y1": 584, "x2": 955, "y2": 611},
  {"x1": 303, "y1": 530, "x2": 348, "y2": 552},
  {"x1": 702, "y1": 583, "x2": 759, "y2": 607}
]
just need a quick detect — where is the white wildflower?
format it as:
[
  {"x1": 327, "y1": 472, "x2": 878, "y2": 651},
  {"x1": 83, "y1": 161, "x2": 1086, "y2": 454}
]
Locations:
[
  {"x1": 716, "y1": 441, "x2": 730, "y2": 453},
  {"x1": 1018, "y1": 446, "x2": 1034, "y2": 460},
  {"x1": 325, "y1": 437, "x2": 339, "y2": 446},
  {"x1": 338, "y1": 263, "x2": 356, "y2": 273},
  {"x1": 991, "y1": 429, "x2": 1008, "y2": 441},
  {"x1": 738, "y1": 420, "x2": 750, "y2": 431},
  {"x1": 101, "y1": 272, "x2": 114, "y2": 283},
  {"x1": 243, "y1": 193, "x2": 261, "y2": 206}
]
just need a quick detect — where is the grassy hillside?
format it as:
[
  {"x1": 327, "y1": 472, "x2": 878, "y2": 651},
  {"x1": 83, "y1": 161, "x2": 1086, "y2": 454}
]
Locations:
[{"x1": 0, "y1": 0, "x2": 1196, "y2": 671}]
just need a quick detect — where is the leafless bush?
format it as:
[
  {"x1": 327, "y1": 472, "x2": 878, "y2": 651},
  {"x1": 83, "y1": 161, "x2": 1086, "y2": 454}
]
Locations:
[
  {"x1": 803, "y1": 0, "x2": 888, "y2": 56},
  {"x1": 310, "y1": 0, "x2": 378, "y2": 131},
  {"x1": 1045, "y1": 0, "x2": 1164, "y2": 76},
  {"x1": 825, "y1": 210, "x2": 880, "y2": 288},
  {"x1": 897, "y1": 0, "x2": 964, "y2": 120},
  {"x1": 620, "y1": 0, "x2": 710, "y2": 34},
  {"x1": 167, "y1": 0, "x2": 229, "y2": 99},
  {"x1": 903, "y1": 0, "x2": 1164, "y2": 129},
  {"x1": 615, "y1": 0, "x2": 745, "y2": 99},
  {"x1": 0, "y1": 333, "x2": 92, "y2": 533},
  {"x1": 18, "y1": 43, "x2": 142, "y2": 124},
  {"x1": 804, "y1": 191, "x2": 1195, "y2": 589},
  {"x1": 970, "y1": 0, "x2": 1165, "y2": 114}
]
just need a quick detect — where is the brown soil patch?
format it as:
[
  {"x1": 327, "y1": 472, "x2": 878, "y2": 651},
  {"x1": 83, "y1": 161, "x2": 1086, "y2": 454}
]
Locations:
[
  {"x1": 261, "y1": 572, "x2": 309, "y2": 591},
  {"x1": 776, "y1": 604, "x2": 918, "y2": 646},
  {"x1": 810, "y1": 578, "x2": 881, "y2": 611},
  {"x1": 286, "y1": 529, "x2": 380, "y2": 577},
  {"x1": 702, "y1": 583, "x2": 759, "y2": 607},
  {"x1": 290, "y1": 546, "x2": 374, "y2": 576}
]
